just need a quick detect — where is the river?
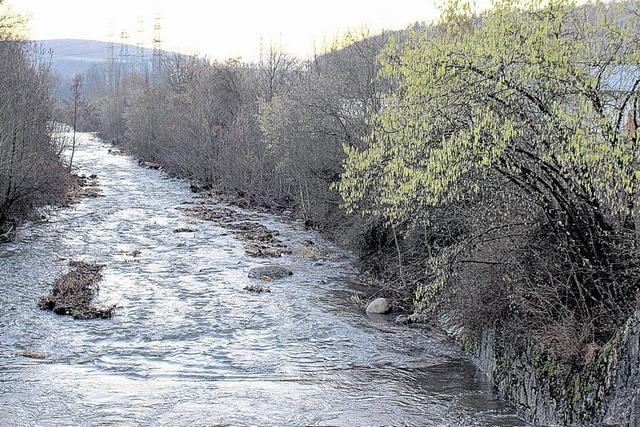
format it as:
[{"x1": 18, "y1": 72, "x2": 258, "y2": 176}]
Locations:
[{"x1": 0, "y1": 133, "x2": 526, "y2": 426}]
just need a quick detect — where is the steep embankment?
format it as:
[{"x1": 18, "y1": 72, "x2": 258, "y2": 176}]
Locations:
[{"x1": 466, "y1": 315, "x2": 640, "y2": 425}]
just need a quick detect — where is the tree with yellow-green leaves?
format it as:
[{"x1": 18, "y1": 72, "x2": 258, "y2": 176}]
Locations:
[
  {"x1": 342, "y1": 0, "x2": 639, "y2": 225},
  {"x1": 340, "y1": 0, "x2": 640, "y2": 343}
]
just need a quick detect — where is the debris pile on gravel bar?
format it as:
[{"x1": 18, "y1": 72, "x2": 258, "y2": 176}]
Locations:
[
  {"x1": 180, "y1": 204, "x2": 291, "y2": 258},
  {"x1": 38, "y1": 261, "x2": 116, "y2": 320}
]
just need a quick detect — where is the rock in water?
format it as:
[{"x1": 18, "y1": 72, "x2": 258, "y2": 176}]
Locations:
[
  {"x1": 366, "y1": 298, "x2": 391, "y2": 314},
  {"x1": 243, "y1": 284, "x2": 272, "y2": 293},
  {"x1": 19, "y1": 351, "x2": 46, "y2": 360},
  {"x1": 395, "y1": 313, "x2": 429, "y2": 325},
  {"x1": 248, "y1": 265, "x2": 293, "y2": 280},
  {"x1": 174, "y1": 227, "x2": 196, "y2": 233},
  {"x1": 407, "y1": 313, "x2": 429, "y2": 324},
  {"x1": 395, "y1": 314, "x2": 409, "y2": 324}
]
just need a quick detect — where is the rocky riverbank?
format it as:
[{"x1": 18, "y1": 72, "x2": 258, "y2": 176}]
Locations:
[
  {"x1": 179, "y1": 203, "x2": 292, "y2": 258},
  {"x1": 0, "y1": 172, "x2": 101, "y2": 245},
  {"x1": 203, "y1": 175, "x2": 640, "y2": 425},
  {"x1": 457, "y1": 314, "x2": 640, "y2": 425}
]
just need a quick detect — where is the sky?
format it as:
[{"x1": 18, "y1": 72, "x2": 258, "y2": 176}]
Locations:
[{"x1": 4, "y1": 0, "x2": 470, "y2": 60}]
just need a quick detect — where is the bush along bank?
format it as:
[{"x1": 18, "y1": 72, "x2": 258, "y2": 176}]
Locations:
[
  {"x1": 337, "y1": 1, "x2": 640, "y2": 423},
  {"x1": 0, "y1": 17, "x2": 75, "y2": 241},
  {"x1": 81, "y1": 0, "x2": 640, "y2": 422}
]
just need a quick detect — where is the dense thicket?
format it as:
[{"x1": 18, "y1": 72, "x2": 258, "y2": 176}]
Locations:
[
  {"x1": 90, "y1": 32, "x2": 388, "y2": 234},
  {"x1": 86, "y1": 0, "x2": 640, "y2": 363},
  {"x1": 0, "y1": 2, "x2": 68, "y2": 235},
  {"x1": 342, "y1": 0, "x2": 640, "y2": 362}
]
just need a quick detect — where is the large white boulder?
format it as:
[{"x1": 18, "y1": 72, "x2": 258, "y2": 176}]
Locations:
[{"x1": 366, "y1": 297, "x2": 391, "y2": 314}]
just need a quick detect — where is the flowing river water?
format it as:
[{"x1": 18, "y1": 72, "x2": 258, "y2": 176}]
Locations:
[{"x1": 0, "y1": 134, "x2": 527, "y2": 426}]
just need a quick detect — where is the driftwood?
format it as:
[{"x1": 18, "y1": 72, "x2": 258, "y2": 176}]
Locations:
[{"x1": 0, "y1": 223, "x2": 14, "y2": 242}]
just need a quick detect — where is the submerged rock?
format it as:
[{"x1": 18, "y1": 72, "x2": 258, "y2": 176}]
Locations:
[
  {"x1": 179, "y1": 205, "x2": 291, "y2": 258},
  {"x1": 180, "y1": 205, "x2": 245, "y2": 223},
  {"x1": 138, "y1": 160, "x2": 161, "y2": 170},
  {"x1": 395, "y1": 315, "x2": 409, "y2": 324},
  {"x1": 68, "y1": 173, "x2": 103, "y2": 200},
  {"x1": 248, "y1": 265, "x2": 293, "y2": 280},
  {"x1": 19, "y1": 351, "x2": 46, "y2": 360},
  {"x1": 174, "y1": 227, "x2": 196, "y2": 233},
  {"x1": 395, "y1": 313, "x2": 430, "y2": 325},
  {"x1": 244, "y1": 284, "x2": 272, "y2": 293},
  {"x1": 245, "y1": 244, "x2": 291, "y2": 258},
  {"x1": 366, "y1": 298, "x2": 391, "y2": 314},
  {"x1": 407, "y1": 313, "x2": 429, "y2": 324}
]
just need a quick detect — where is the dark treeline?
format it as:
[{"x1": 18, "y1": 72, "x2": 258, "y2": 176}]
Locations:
[
  {"x1": 80, "y1": 0, "x2": 640, "y2": 367},
  {"x1": 0, "y1": 2, "x2": 69, "y2": 238}
]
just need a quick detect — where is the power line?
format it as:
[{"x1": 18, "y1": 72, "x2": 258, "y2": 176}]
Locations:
[
  {"x1": 119, "y1": 30, "x2": 130, "y2": 79},
  {"x1": 107, "y1": 24, "x2": 116, "y2": 90},
  {"x1": 152, "y1": 13, "x2": 163, "y2": 79},
  {"x1": 136, "y1": 16, "x2": 147, "y2": 79}
]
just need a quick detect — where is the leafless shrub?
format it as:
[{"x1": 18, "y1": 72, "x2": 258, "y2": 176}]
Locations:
[{"x1": 0, "y1": 5, "x2": 69, "y2": 231}]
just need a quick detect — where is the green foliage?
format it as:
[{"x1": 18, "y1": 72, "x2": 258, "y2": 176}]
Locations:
[
  {"x1": 340, "y1": 0, "x2": 640, "y2": 356},
  {"x1": 340, "y1": 0, "x2": 640, "y2": 224}
]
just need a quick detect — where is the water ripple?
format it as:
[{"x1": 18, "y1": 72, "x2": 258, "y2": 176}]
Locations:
[{"x1": 0, "y1": 134, "x2": 527, "y2": 426}]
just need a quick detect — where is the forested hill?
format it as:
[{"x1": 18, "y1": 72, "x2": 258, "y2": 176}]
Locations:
[{"x1": 36, "y1": 39, "x2": 151, "y2": 79}]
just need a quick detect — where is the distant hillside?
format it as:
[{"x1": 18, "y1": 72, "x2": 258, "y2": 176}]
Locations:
[{"x1": 35, "y1": 39, "x2": 157, "y2": 79}]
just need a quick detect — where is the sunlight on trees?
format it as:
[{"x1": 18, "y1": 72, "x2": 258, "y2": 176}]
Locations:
[
  {"x1": 341, "y1": 0, "x2": 639, "y2": 224},
  {"x1": 75, "y1": 0, "x2": 640, "y2": 362}
]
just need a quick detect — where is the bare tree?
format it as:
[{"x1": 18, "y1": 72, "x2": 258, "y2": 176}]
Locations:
[
  {"x1": 0, "y1": 38, "x2": 67, "y2": 229},
  {"x1": 258, "y1": 40, "x2": 298, "y2": 101},
  {"x1": 68, "y1": 73, "x2": 83, "y2": 170}
]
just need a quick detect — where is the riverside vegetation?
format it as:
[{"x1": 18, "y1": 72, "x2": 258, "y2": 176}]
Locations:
[
  {"x1": 2, "y1": 0, "x2": 640, "y2": 423},
  {"x1": 0, "y1": 1, "x2": 73, "y2": 240}
]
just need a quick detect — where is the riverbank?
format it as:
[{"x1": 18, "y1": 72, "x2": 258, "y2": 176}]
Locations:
[
  {"x1": 0, "y1": 171, "x2": 103, "y2": 245},
  {"x1": 186, "y1": 182, "x2": 415, "y2": 305},
  {"x1": 456, "y1": 314, "x2": 640, "y2": 425}
]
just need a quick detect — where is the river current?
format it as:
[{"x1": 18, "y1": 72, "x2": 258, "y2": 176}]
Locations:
[{"x1": 0, "y1": 134, "x2": 526, "y2": 426}]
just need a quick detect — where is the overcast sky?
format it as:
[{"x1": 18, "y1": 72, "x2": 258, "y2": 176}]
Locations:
[{"x1": 5, "y1": 0, "x2": 488, "y2": 60}]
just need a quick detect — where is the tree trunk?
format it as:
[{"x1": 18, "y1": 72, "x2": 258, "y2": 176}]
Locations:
[{"x1": 69, "y1": 100, "x2": 78, "y2": 170}]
